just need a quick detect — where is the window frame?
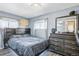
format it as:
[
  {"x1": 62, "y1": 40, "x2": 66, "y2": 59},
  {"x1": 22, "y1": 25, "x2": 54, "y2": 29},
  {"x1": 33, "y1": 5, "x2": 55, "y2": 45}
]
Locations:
[{"x1": 0, "y1": 18, "x2": 19, "y2": 28}]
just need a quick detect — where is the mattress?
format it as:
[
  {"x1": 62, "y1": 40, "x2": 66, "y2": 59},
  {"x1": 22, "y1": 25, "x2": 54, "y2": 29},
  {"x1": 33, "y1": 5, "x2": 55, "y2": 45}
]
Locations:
[{"x1": 8, "y1": 35, "x2": 48, "y2": 56}]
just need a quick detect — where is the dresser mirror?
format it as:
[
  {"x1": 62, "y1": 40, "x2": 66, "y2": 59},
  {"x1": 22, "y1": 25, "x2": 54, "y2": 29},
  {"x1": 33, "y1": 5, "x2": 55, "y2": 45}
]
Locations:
[{"x1": 55, "y1": 15, "x2": 78, "y2": 34}]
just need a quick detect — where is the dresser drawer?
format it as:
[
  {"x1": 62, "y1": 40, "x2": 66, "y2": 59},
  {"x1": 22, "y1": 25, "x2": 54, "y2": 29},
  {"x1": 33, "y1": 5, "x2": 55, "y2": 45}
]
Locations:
[
  {"x1": 49, "y1": 38, "x2": 64, "y2": 42},
  {"x1": 50, "y1": 34, "x2": 75, "y2": 40},
  {"x1": 50, "y1": 34, "x2": 65, "y2": 39},
  {"x1": 49, "y1": 45, "x2": 64, "y2": 54},
  {"x1": 64, "y1": 44, "x2": 78, "y2": 50},
  {"x1": 64, "y1": 40, "x2": 76, "y2": 45},
  {"x1": 63, "y1": 48, "x2": 79, "y2": 56},
  {"x1": 49, "y1": 40, "x2": 63, "y2": 47}
]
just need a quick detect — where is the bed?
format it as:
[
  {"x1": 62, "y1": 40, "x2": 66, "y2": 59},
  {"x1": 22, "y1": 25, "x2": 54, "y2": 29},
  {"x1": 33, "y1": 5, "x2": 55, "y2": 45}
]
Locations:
[{"x1": 8, "y1": 34, "x2": 48, "y2": 56}]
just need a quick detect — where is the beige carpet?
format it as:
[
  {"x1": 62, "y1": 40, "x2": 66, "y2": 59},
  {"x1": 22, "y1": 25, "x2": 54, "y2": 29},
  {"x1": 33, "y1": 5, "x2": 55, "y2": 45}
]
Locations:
[{"x1": 0, "y1": 48, "x2": 18, "y2": 56}]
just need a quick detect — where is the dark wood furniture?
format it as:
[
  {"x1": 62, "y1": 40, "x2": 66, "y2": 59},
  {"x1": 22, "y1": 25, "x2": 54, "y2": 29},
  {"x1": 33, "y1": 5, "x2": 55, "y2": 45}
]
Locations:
[
  {"x1": 25, "y1": 28, "x2": 30, "y2": 34},
  {"x1": 4, "y1": 28, "x2": 16, "y2": 45},
  {"x1": 49, "y1": 33, "x2": 79, "y2": 56},
  {"x1": 15, "y1": 28, "x2": 30, "y2": 34}
]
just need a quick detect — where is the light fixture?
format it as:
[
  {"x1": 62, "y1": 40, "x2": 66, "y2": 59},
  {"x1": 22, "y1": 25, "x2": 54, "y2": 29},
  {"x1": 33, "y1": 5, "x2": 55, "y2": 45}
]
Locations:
[
  {"x1": 27, "y1": 3, "x2": 46, "y2": 7},
  {"x1": 32, "y1": 3, "x2": 41, "y2": 7}
]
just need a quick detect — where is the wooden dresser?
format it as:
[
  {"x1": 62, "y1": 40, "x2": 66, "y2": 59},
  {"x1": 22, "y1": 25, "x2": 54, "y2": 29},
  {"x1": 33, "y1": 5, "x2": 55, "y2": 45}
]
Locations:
[{"x1": 48, "y1": 33, "x2": 79, "y2": 56}]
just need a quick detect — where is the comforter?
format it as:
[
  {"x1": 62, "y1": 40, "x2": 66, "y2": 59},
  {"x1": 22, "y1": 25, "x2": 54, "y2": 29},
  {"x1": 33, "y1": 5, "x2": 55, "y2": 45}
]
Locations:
[{"x1": 8, "y1": 35, "x2": 48, "y2": 56}]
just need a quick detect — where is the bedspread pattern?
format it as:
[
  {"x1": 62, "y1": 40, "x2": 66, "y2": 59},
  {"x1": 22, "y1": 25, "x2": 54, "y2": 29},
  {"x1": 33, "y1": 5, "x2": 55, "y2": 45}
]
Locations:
[{"x1": 8, "y1": 36, "x2": 48, "y2": 56}]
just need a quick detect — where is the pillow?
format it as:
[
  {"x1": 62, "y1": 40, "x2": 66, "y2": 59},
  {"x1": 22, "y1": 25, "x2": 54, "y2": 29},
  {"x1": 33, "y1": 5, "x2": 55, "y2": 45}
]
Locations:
[
  {"x1": 16, "y1": 28, "x2": 25, "y2": 35},
  {"x1": 10, "y1": 35, "x2": 23, "y2": 38}
]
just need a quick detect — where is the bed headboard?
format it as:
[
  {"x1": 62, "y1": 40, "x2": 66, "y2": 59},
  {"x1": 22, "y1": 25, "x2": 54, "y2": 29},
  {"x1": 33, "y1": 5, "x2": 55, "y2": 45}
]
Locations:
[
  {"x1": 25, "y1": 28, "x2": 30, "y2": 34},
  {"x1": 4, "y1": 28, "x2": 31, "y2": 45},
  {"x1": 15, "y1": 28, "x2": 31, "y2": 35}
]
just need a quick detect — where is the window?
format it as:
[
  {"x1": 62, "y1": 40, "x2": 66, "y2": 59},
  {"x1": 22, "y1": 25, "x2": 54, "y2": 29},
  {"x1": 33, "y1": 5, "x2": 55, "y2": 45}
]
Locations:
[
  {"x1": 34, "y1": 20, "x2": 47, "y2": 29},
  {"x1": 8, "y1": 21, "x2": 19, "y2": 28},
  {"x1": 0, "y1": 18, "x2": 19, "y2": 28},
  {"x1": 0, "y1": 20, "x2": 8, "y2": 28}
]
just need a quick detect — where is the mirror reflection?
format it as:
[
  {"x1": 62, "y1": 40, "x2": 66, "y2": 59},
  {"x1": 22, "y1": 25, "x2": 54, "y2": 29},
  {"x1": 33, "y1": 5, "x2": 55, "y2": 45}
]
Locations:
[{"x1": 56, "y1": 16, "x2": 77, "y2": 34}]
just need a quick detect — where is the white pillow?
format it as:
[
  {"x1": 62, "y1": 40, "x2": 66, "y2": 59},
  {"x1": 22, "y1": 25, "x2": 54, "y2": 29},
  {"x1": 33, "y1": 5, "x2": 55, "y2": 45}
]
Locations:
[
  {"x1": 10, "y1": 35, "x2": 23, "y2": 38},
  {"x1": 16, "y1": 28, "x2": 25, "y2": 34}
]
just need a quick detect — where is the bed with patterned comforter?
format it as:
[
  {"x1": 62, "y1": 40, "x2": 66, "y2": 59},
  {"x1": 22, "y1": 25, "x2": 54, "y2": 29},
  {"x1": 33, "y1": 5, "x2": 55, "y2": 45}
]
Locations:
[{"x1": 8, "y1": 35, "x2": 48, "y2": 56}]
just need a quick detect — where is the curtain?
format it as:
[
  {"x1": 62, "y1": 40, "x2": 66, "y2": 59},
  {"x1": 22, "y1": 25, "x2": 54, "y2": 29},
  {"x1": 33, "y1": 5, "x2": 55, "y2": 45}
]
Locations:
[{"x1": 0, "y1": 29, "x2": 4, "y2": 49}]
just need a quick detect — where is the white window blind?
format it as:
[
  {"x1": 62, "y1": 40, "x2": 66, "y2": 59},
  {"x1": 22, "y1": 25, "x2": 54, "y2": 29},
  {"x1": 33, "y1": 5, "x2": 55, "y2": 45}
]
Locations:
[
  {"x1": 34, "y1": 20, "x2": 47, "y2": 29},
  {"x1": 8, "y1": 21, "x2": 19, "y2": 28}
]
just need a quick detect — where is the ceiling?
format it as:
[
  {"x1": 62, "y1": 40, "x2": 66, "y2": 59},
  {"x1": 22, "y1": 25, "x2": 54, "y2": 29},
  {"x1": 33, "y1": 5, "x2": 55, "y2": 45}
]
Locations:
[{"x1": 0, "y1": 3, "x2": 79, "y2": 18}]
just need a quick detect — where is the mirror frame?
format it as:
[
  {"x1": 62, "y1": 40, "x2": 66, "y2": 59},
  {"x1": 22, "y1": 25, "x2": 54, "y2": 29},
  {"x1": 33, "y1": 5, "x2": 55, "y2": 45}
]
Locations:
[{"x1": 55, "y1": 14, "x2": 79, "y2": 33}]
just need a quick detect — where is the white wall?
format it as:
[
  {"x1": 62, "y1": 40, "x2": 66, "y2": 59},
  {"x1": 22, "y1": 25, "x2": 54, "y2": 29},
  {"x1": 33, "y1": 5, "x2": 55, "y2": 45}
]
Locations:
[
  {"x1": 0, "y1": 11, "x2": 27, "y2": 20},
  {"x1": 29, "y1": 5, "x2": 79, "y2": 39}
]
